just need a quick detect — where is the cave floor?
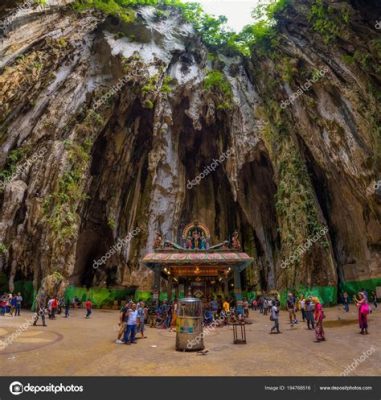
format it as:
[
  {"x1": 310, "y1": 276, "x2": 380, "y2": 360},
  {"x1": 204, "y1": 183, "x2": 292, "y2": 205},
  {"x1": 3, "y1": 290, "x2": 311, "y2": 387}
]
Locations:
[{"x1": 0, "y1": 307, "x2": 380, "y2": 376}]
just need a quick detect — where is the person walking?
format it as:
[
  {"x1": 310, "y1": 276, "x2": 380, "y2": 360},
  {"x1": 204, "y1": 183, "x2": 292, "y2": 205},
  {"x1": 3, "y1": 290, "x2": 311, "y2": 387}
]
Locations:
[
  {"x1": 305, "y1": 297, "x2": 315, "y2": 330},
  {"x1": 263, "y1": 298, "x2": 268, "y2": 316},
  {"x1": 15, "y1": 292, "x2": 23, "y2": 316},
  {"x1": 51, "y1": 297, "x2": 58, "y2": 319},
  {"x1": 343, "y1": 291, "x2": 349, "y2": 312},
  {"x1": 116, "y1": 302, "x2": 129, "y2": 344},
  {"x1": 270, "y1": 300, "x2": 280, "y2": 334},
  {"x1": 287, "y1": 293, "x2": 297, "y2": 325},
  {"x1": 259, "y1": 296, "x2": 264, "y2": 314},
  {"x1": 170, "y1": 299, "x2": 178, "y2": 332},
  {"x1": 210, "y1": 298, "x2": 218, "y2": 318},
  {"x1": 47, "y1": 297, "x2": 54, "y2": 319},
  {"x1": 243, "y1": 298, "x2": 249, "y2": 318},
  {"x1": 300, "y1": 296, "x2": 306, "y2": 322},
  {"x1": 9, "y1": 294, "x2": 17, "y2": 316},
  {"x1": 223, "y1": 298, "x2": 230, "y2": 313},
  {"x1": 64, "y1": 297, "x2": 70, "y2": 318},
  {"x1": 137, "y1": 301, "x2": 147, "y2": 338},
  {"x1": 124, "y1": 303, "x2": 138, "y2": 344},
  {"x1": 0, "y1": 294, "x2": 7, "y2": 316},
  {"x1": 85, "y1": 299, "x2": 92, "y2": 318},
  {"x1": 313, "y1": 297, "x2": 325, "y2": 342},
  {"x1": 371, "y1": 290, "x2": 378, "y2": 309},
  {"x1": 33, "y1": 295, "x2": 47, "y2": 327},
  {"x1": 356, "y1": 292, "x2": 370, "y2": 334}
]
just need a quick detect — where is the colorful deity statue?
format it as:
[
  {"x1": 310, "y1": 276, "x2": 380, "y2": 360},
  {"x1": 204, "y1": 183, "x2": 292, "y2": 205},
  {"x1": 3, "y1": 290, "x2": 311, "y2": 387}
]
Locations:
[
  {"x1": 200, "y1": 233, "x2": 207, "y2": 250},
  {"x1": 153, "y1": 231, "x2": 163, "y2": 249},
  {"x1": 231, "y1": 230, "x2": 241, "y2": 250},
  {"x1": 192, "y1": 229, "x2": 201, "y2": 249},
  {"x1": 182, "y1": 222, "x2": 211, "y2": 249}
]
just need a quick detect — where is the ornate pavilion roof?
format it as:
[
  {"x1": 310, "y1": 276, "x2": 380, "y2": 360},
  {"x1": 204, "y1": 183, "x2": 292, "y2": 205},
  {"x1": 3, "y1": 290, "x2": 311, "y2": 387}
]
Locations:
[
  {"x1": 142, "y1": 222, "x2": 254, "y2": 271},
  {"x1": 142, "y1": 251, "x2": 254, "y2": 265}
]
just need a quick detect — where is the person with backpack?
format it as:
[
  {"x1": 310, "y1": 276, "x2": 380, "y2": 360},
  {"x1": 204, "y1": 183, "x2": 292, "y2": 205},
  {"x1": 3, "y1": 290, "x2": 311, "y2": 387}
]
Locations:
[
  {"x1": 356, "y1": 292, "x2": 370, "y2": 335},
  {"x1": 270, "y1": 300, "x2": 280, "y2": 334}
]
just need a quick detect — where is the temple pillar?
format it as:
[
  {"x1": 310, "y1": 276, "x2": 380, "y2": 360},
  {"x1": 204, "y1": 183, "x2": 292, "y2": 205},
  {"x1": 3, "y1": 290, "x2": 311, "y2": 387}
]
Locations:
[
  {"x1": 175, "y1": 284, "x2": 179, "y2": 300},
  {"x1": 223, "y1": 278, "x2": 229, "y2": 298},
  {"x1": 234, "y1": 265, "x2": 243, "y2": 315},
  {"x1": 167, "y1": 275, "x2": 173, "y2": 301},
  {"x1": 152, "y1": 264, "x2": 161, "y2": 306}
]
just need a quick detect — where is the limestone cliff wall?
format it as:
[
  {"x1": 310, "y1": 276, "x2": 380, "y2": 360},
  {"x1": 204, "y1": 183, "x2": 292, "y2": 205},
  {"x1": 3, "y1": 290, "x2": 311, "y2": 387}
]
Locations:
[{"x1": 0, "y1": 0, "x2": 380, "y2": 295}]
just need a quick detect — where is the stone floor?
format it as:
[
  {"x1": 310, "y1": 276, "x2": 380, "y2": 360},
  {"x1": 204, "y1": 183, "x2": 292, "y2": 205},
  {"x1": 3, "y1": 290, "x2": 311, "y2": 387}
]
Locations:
[{"x1": 0, "y1": 306, "x2": 380, "y2": 376}]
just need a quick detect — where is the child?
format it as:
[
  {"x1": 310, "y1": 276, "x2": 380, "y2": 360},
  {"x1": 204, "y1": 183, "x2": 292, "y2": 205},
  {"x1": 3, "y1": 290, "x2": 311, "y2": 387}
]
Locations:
[{"x1": 85, "y1": 299, "x2": 92, "y2": 319}]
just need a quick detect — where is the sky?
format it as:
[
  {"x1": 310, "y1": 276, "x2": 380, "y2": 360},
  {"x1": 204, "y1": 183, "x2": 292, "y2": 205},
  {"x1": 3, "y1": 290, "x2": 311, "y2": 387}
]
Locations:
[{"x1": 182, "y1": 0, "x2": 261, "y2": 32}]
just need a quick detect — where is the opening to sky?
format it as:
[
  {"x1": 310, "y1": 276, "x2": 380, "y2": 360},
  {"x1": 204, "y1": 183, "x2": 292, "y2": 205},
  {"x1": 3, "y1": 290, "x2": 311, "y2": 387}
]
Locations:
[{"x1": 182, "y1": 0, "x2": 261, "y2": 32}]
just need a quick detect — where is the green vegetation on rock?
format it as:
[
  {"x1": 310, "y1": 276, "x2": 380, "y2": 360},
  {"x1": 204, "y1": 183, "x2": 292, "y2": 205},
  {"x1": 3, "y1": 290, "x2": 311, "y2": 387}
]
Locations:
[
  {"x1": 0, "y1": 242, "x2": 8, "y2": 255},
  {"x1": 42, "y1": 109, "x2": 104, "y2": 242},
  {"x1": 0, "y1": 147, "x2": 27, "y2": 187},
  {"x1": 203, "y1": 69, "x2": 233, "y2": 110},
  {"x1": 73, "y1": 0, "x2": 290, "y2": 57},
  {"x1": 308, "y1": 0, "x2": 351, "y2": 44}
]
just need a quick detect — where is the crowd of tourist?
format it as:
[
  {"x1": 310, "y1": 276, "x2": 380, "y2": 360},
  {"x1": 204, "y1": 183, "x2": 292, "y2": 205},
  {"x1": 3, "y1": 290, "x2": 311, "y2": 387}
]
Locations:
[
  {"x1": 30, "y1": 295, "x2": 92, "y2": 327},
  {"x1": 0, "y1": 292, "x2": 23, "y2": 316},
  {"x1": 115, "y1": 301, "x2": 149, "y2": 344},
  {"x1": 111, "y1": 287, "x2": 379, "y2": 345},
  {"x1": 1, "y1": 286, "x2": 377, "y2": 345},
  {"x1": 252, "y1": 288, "x2": 376, "y2": 341}
]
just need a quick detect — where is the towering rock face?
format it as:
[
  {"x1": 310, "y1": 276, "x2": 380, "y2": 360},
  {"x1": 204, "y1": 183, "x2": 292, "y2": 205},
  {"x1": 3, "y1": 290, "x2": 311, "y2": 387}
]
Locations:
[{"x1": 0, "y1": 0, "x2": 380, "y2": 299}]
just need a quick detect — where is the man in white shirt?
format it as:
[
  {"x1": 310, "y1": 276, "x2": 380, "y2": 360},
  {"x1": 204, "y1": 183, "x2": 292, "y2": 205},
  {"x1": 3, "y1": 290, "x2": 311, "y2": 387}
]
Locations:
[
  {"x1": 124, "y1": 303, "x2": 138, "y2": 344},
  {"x1": 270, "y1": 301, "x2": 280, "y2": 334}
]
